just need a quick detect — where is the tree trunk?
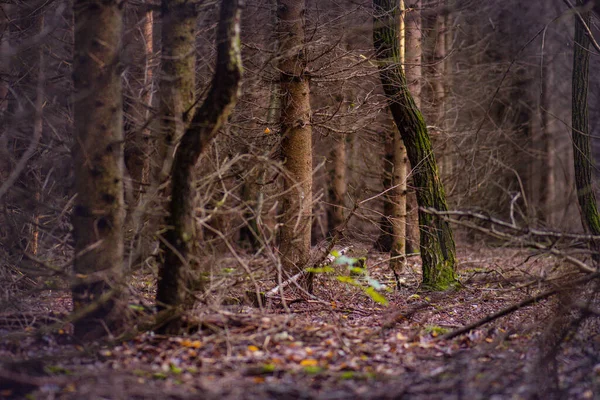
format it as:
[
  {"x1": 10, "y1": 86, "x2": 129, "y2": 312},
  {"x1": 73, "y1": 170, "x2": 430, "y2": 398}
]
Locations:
[
  {"x1": 72, "y1": 0, "x2": 127, "y2": 339},
  {"x1": 389, "y1": 0, "x2": 407, "y2": 273},
  {"x1": 571, "y1": 4, "x2": 600, "y2": 260},
  {"x1": 277, "y1": 0, "x2": 313, "y2": 291},
  {"x1": 156, "y1": 0, "x2": 243, "y2": 334},
  {"x1": 403, "y1": 0, "x2": 421, "y2": 255},
  {"x1": 374, "y1": 0, "x2": 457, "y2": 290},
  {"x1": 155, "y1": 0, "x2": 197, "y2": 185}
]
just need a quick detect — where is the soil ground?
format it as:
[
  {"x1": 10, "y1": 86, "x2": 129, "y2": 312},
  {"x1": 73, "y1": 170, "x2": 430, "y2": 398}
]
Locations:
[{"x1": 1, "y1": 243, "x2": 599, "y2": 399}]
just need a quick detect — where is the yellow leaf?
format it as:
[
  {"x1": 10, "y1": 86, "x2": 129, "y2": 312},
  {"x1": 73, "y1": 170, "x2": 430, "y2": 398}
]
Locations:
[
  {"x1": 300, "y1": 359, "x2": 318, "y2": 366},
  {"x1": 248, "y1": 345, "x2": 260, "y2": 352},
  {"x1": 396, "y1": 333, "x2": 408, "y2": 341},
  {"x1": 181, "y1": 339, "x2": 202, "y2": 348},
  {"x1": 485, "y1": 337, "x2": 493, "y2": 343}
]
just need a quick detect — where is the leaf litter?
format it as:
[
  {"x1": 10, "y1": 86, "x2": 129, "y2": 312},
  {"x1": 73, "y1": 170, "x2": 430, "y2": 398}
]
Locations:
[{"x1": 0, "y1": 244, "x2": 598, "y2": 399}]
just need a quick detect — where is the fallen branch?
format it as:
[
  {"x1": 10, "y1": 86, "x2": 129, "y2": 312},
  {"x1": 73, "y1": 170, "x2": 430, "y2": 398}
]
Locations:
[
  {"x1": 422, "y1": 208, "x2": 597, "y2": 274},
  {"x1": 439, "y1": 271, "x2": 600, "y2": 341}
]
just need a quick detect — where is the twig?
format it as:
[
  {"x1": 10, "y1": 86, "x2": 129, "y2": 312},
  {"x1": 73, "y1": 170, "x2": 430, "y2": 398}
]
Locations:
[
  {"x1": 439, "y1": 272, "x2": 600, "y2": 341},
  {"x1": 264, "y1": 246, "x2": 352, "y2": 298}
]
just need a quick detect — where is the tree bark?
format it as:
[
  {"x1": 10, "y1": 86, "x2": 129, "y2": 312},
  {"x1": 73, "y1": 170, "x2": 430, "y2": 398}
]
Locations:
[
  {"x1": 404, "y1": 0, "x2": 422, "y2": 255},
  {"x1": 156, "y1": 0, "x2": 243, "y2": 334},
  {"x1": 277, "y1": 0, "x2": 314, "y2": 291},
  {"x1": 155, "y1": 0, "x2": 197, "y2": 184},
  {"x1": 571, "y1": 3, "x2": 600, "y2": 260},
  {"x1": 389, "y1": 0, "x2": 408, "y2": 273},
  {"x1": 374, "y1": 0, "x2": 457, "y2": 290},
  {"x1": 72, "y1": 0, "x2": 127, "y2": 339}
]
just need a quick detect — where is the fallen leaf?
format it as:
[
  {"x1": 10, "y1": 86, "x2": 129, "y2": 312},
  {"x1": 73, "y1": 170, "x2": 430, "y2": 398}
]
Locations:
[{"x1": 300, "y1": 359, "x2": 318, "y2": 366}]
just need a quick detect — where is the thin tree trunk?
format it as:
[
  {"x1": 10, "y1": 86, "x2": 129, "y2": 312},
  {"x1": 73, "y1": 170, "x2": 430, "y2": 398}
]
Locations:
[
  {"x1": 72, "y1": 0, "x2": 127, "y2": 339},
  {"x1": 277, "y1": 0, "x2": 313, "y2": 291},
  {"x1": 389, "y1": 0, "x2": 408, "y2": 273},
  {"x1": 374, "y1": 0, "x2": 457, "y2": 290},
  {"x1": 155, "y1": 0, "x2": 196, "y2": 185},
  {"x1": 404, "y1": 0, "x2": 421, "y2": 255},
  {"x1": 124, "y1": 5, "x2": 154, "y2": 201},
  {"x1": 571, "y1": 3, "x2": 600, "y2": 261},
  {"x1": 156, "y1": 0, "x2": 243, "y2": 334}
]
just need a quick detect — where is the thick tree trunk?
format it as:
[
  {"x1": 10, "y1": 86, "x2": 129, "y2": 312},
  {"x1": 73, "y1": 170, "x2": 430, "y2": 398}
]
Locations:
[
  {"x1": 156, "y1": 0, "x2": 243, "y2": 334},
  {"x1": 72, "y1": 0, "x2": 127, "y2": 339},
  {"x1": 374, "y1": 0, "x2": 457, "y2": 290},
  {"x1": 571, "y1": 4, "x2": 600, "y2": 260},
  {"x1": 277, "y1": 0, "x2": 313, "y2": 291}
]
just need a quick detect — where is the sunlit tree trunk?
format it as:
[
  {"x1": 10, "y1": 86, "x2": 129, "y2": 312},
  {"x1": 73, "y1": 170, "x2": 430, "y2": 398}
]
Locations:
[
  {"x1": 72, "y1": 0, "x2": 127, "y2": 339},
  {"x1": 571, "y1": 3, "x2": 600, "y2": 261},
  {"x1": 374, "y1": 0, "x2": 457, "y2": 290},
  {"x1": 156, "y1": 0, "x2": 243, "y2": 333},
  {"x1": 404, "y1": 0, "x2": 422, "y2": 256},
  {"x1": 389, "y1": 0, "x2": 408, "y2": 273},
  {"x1": 277, "y1": 0, "x2": 314, "y2": 291}
]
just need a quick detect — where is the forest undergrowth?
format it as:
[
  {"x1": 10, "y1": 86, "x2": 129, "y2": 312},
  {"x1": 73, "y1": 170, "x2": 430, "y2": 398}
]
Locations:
[{"x1": 1, "y1": 241, "x2": 598, "y2": 399}]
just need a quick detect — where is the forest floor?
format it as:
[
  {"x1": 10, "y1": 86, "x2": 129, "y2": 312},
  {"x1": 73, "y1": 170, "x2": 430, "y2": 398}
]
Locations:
[{"x1": 1, "y1": 242, "x2": 599, "y2": 399}]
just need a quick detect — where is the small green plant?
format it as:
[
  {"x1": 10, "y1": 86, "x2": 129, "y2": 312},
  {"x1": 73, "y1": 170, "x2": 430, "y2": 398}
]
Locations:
[
  {"x1": 424, "y1": 325, "x2": 450, "y2": 337},
  {"x1": 310, "y1": 251, "x2": 389, "y2": 305}
]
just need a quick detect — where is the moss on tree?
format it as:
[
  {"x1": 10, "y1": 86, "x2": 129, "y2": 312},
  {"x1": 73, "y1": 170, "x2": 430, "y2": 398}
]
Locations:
[{"x1": 373, "y1": 0, "x2": 457, "y2": 290}]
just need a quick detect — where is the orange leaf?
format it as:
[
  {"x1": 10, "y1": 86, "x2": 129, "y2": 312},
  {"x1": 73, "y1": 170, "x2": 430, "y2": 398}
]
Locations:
[{"x1": 300, "y1": 359, "x2": 318, "y2": 366}]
